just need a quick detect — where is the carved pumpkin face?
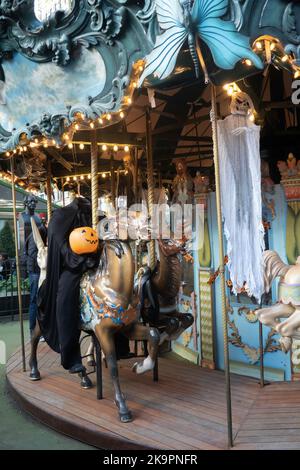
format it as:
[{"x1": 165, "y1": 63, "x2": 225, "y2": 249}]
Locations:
[{"x1": 69, "y1": 227, "x2": 99, "y2": 255}]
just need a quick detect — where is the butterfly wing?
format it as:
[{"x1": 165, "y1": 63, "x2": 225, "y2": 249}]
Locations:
[
  {"x1": 139, "y1": 26, "x2": 188, "y2": 84},
  {"x1": 197, "y1": 18, "x2": 263, "y2": 70},
  {"x1": 156, "y1": 0, "x2": 184, "y2": 30},
  {"x1": 192, "y1": 0, "x2": 229, "y2": 20},
  {"x1": 192, "y1": 0, "x2": 263, "y2": 70}
]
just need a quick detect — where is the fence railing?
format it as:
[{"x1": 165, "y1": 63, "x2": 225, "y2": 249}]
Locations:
[{"x1": 0, "y1": 261, "x2": 30, "y2": 318}]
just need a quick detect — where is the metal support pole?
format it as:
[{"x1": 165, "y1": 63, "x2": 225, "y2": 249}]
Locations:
[
  {"x1": 145, "y1": 108, "x2": 156, "y2": 271},
  {"x1": 46, "y1": 159, "x2": 52, "y2": 222},
  {"x1": 91, "y1": 132, "x2": 98, "y2": 230},
  {"x1": 210, "y1": 85, "x2": 233, "y2": 448},
  {"x1": 10, "y1": 157, "x2": 26, "y2": 372},
  {"x1": 146, "y1": 108, "x2": 158, "y2": 382},
  {"x1": 259, "y1": 320, "x2": 265, "y2": 388}
]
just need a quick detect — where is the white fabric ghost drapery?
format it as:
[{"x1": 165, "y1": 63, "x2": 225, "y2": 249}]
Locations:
[{"x1": 217, "y1": 114, "x2": 265, "y2": 302}]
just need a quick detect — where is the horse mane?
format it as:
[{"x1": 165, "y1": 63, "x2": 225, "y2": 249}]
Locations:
[{"x1": 263, "y1": 250, "x2": 290, "y2": 293}]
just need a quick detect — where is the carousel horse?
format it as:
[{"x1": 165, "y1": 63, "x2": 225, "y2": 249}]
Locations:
[
  {"x1": 29, "y1": 219, "x2": 194, "y2": 422},
  {"x1": 139, "y1": 238, "x2": 194, "y2": 345},
  {"x1": 29, "y1": 219, "x2": 160, "y2": 422},
  {"x1": 256, "y1": 251, "x2": 300, "y2": 353}
]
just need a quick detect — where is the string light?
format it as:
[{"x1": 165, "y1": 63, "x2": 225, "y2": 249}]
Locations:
[
  {"x1": 68, "y1": 143, "x2": 73, "y2": 149},
  {"x1": 90, "y1": 122, "x2": 95, "y2": 129},
  {"x1": 102, "y1": 173, "x2": 106, "y2": 178},
  {"x1": 80, "y1": 175, "x2": 84, "y2": 180},
  {"x1": 113, "y1": 145, "x2": 118, "y2": 152},
  {"x1": 106, "y1": 114, "x2": 112, "y2": 121},
  {"x1": 102, "y1": 144, "x2": 107, "y2": 151},
  {"x1": 124, "y1": 145, "x2": 129, "y2": 152},
  {"x1": 294, "y1": 70, "x2": 300, "y2": 79},
  {"x1": 98, "y1": 118, "x2": 103, "y2": 125},
  {"x1": 79, "y1": 143, "x2": 85, "y2": 150},
  {"x1": 120, "y1": 111, "x2": 125, "y2": 119}
]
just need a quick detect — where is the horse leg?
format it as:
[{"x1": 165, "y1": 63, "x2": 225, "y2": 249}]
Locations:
[
  {"x1": 125, "y1": 323, "x2": 160, "y2": 375},
  {"x1": 94, "y1": 321, "x2": 132, "y2": 423},
  {"x1": 29, "y1": 322, "x2": 42, "y2": 381},
  {"x1": 167, "y1": 312, "x2": 194, "y2": 342},
  {"x1": 256, "y1": 303, "x2": 295, "y2": 328},
  {"x1": 277, "y1": 308, "x2": 300, "y2": 339}
]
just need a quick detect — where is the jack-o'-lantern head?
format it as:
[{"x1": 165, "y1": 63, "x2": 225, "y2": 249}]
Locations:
[{"x1": 69, "y1": 227, "x2": 99, "y2": 255}]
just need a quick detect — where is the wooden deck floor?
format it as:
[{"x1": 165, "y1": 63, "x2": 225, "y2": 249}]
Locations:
[{"x1": 6, "y1": 342, "x2": 300, "y2": 450}]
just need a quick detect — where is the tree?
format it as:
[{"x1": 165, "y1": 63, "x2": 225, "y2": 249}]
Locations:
[{"x1": 0, "y1": 221, "x2": 15, "y2": 258}]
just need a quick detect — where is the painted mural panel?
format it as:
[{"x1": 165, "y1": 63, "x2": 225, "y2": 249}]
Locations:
[
  {"x1": 0, "y1": 48, "x2": 106, "y2": 132},
  {"x1": 209, "y1": 187, "x2": 292, "y2": 381}
]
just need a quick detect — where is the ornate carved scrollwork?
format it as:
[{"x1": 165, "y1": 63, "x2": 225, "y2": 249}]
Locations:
[{"x1": 0, "y1": 0, "x2": 150, "y2": 151}]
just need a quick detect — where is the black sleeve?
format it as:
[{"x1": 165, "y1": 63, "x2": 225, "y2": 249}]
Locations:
[{"x1": 60, "y1": 241, "x2": 86, "y2": 271}]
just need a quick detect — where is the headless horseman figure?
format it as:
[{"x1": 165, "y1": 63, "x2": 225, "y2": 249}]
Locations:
[{"x1": 38, "y1": 197, "x2": 100, "y2": 373}]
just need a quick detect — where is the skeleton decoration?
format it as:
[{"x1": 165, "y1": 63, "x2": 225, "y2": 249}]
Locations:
[
  {"x1": 217, "y1": 91, "x2": 265, "y2": 301},
  {"x1": 257, "y1": 251, "x2": 300, "y2": 353}
]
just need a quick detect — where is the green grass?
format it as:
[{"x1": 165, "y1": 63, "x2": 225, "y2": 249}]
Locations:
[{"x1": 0, "y1": 319, "x2": 94, "y2": 450}]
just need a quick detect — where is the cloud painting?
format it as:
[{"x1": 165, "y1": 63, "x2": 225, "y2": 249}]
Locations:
[{"x1": 0, "y1": 47, "x2": 106, "y2": 132}]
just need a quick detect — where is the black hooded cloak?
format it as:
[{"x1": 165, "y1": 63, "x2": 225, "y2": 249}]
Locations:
[{"x1": 37, "y1": 197, "x2": 100, "y2": 369}]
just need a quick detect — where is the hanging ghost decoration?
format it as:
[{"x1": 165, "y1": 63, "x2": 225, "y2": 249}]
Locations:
[{"x1": 217, "y1": 91, "x2": 265, "y2": 301}]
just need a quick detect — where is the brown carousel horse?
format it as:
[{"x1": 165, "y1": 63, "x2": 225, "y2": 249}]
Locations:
[{"x1": 29, "y1": 220, "x2": 193, "y2": 422}]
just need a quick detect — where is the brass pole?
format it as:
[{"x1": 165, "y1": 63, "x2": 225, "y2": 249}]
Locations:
[
  {"x1": 210, "y1": 85, "x2": 233, "y2": 448},
  {"x1": 91, "y1": 132, "x2": 98, "y2": 230},
  {"x1": 110, "y1": 154, "x2": 116, "y2": 208},
  {"x1": 46, "y1": 159, "x2": 52, "y2": 222},
  {"x1": 146, "y1": 108, "x2": 156, "y2": 271},
  {"x1": 10, "y1": 157, "x2": 26, "y2": 372}
]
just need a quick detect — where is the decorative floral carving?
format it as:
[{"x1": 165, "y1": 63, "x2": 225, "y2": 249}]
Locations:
[{"x1": 283, "y1": 2, "x2": 300, "y2": 45}]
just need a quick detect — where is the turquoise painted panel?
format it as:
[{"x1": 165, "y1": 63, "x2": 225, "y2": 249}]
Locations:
[{"x1": 208, "y1": 186, "x2": 292, "y2": 381}]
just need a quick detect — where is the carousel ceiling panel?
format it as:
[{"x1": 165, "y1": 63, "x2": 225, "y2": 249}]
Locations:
[
  {"x1": 0, "y1": 0, "x2": 299, "y2": 155},
  {"x1": 0, "y1": 48, "x2": 106, "y2": 132}
]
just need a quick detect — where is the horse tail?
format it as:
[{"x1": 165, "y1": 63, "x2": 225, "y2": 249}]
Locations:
[{"x1": 263, "y1": 250, "x2": 290, "y2": 293}]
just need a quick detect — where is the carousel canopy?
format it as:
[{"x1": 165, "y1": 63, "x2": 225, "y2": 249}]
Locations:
[{"x1": 0, "y1": 0, "x2": 299, "y2": 192}]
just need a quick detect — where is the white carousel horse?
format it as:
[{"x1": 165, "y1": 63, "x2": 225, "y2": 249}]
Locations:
[{"x1": 256, "y1": 250, "x2": 300, "y2": 352}]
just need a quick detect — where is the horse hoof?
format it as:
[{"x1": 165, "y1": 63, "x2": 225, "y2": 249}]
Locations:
[
  {"x1": 119, "y1": 410, "x2": 133, "y2": 423},
  {"x1": 29, "y1": 371, "x2": 41, "y2": 381},
  {"x1": 80, "y1": 375, "x2": 93, "y2": 389}
]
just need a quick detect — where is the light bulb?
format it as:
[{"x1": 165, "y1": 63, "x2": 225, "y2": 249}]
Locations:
[
  {"x1": 124, "y1": 145, "x2": 129, "y2": 152},
  {"x1": 68, "y1": 143, "x2": 73, "y2": 149},
  {"x1": 79, "y1": 143, "x2": 85, "y2": 150},
  {"x1": 120, "y1": 111, "x2": 125, "y2": 119},
  {"x1": 102, "y1": 144, "x2": 107, "y2": 151},
  {"x1": 245, "y1": 59, "x2": 252, "y2": 66},
  {"x1": 113, "y1": 145, "x2": 118, "y2": 152}
]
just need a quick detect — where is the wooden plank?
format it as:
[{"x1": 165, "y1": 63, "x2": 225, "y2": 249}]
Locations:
[{"x1": 7, "y1": 343, "x2": 300, "y2": 451}]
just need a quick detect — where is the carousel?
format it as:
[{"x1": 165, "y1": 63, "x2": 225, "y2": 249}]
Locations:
[{"x1": 2, "y1": 0, "x2": 300, "y2": 450}]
